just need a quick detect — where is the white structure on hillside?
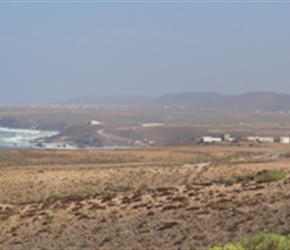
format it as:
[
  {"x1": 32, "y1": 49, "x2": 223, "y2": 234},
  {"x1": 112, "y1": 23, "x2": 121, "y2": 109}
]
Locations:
[
  {"x1": 142, "y1": 123, "x2": 164, "y2": 127},
  {"x1": 248, "y1": 136, "x2": 274, "y2": 143},
  {"x1": 201, "y1": 136, "x2": 222, "y2": 143},
  {"x1": 89, "y1": 120, "x2": 104, "y2": 125},
  {"x1": 222, "y1": 133, "x2": 231, "y2": 141},
  {"x1": 279, "y1": 137, "x2": 290, "y2": 144}
]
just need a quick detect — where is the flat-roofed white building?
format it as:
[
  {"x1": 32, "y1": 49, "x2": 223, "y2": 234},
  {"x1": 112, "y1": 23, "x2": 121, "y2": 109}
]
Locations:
[
  {"x1": 89, "y1": 120, "x2": 104, "y2": 125},
  {"x1": 248, "y1": 136, "x2": 274, "y2": 143},
  {"x1": 142, "y1": 123, "x2": 164, "y2": 127},
  {"x1": 279, "y1": 137, "x2": 290, "y2": 144},
  {"x1": 201, "y1": 136, "x2": 222, "y2": 143}
]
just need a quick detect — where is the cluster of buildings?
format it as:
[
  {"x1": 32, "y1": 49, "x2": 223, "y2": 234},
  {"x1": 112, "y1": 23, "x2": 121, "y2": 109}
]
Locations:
[{"x1": 201, "y1": 134, "x2": 290, "y2": 144}]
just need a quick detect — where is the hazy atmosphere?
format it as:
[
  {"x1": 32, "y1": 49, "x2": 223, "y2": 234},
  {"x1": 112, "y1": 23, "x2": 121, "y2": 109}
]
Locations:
[{"x1": 1, "y1": 1, "x2": 290, "y2": 104}]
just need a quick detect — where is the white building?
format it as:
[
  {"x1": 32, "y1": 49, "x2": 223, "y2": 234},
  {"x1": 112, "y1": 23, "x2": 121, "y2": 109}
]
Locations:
[
  {"x1": 142, "y1": 123, "x2": 164, "y2": 127},
  {"x1": 89, "y1": 120, "x2": 104, "y2": 125},
  {"x1": 279, "y1": 137, "x2": 290, "y2": 144},
  {"x1": 248, "y1": 136, "x2": 274, "y2": 143},
  {"x1": 201, "y1": 136, "x2": 222, "y2": 143}
]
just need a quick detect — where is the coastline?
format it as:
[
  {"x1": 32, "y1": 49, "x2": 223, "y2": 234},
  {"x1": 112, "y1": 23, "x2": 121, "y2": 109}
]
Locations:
[
  {"x1": 0, "y1": 127, "x2": 134, "y2": 150},
  {"x1": 0, "y1": 126, "x2": 64, "y2": 149}
]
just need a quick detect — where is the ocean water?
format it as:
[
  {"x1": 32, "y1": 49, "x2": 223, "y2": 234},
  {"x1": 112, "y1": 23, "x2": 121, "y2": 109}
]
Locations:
[
  {"x1": 0, "y1": 127, "x2": 60, "y2": 149},
  {"x1": 0, "y1": 127, "x2": 132, "y2": 150}
]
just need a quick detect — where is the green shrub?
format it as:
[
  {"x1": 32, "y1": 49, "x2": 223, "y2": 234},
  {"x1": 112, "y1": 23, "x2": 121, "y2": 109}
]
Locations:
[
  {"x1": 255, "y1": 169, "x2": 286, "y2": 184},
  {"x1": 220, "y1": 177, "x2": 238, "y2": 185},
  {"x1": 43, "y1": 215, "x2": 54, "y2": 225},
  {"x1": 217, "y1": 169, "x2": 286, "y2": 185},
  {"x1": 209, "y1": 232, "x2": 290, "y2": 250},
  {"x1": 236, "y1": 173, "x2": 256, "y2": 182},
  {"x1": 210, "y1": 243, "x2": 245, "y2": 250},
  {"x1": 43, "y1": 194, "x2": 64, "y2": 207}
]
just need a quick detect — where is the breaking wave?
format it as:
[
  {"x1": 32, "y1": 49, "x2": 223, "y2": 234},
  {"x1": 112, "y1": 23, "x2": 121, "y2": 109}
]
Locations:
[{"x1": 0, "y1": 127, "x2": 60, "y2": 149}]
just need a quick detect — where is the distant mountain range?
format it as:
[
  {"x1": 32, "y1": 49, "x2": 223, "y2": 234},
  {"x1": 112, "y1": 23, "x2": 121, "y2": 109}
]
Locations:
[{"x1": 56, "y1": 91, "x2": 290, "y2": 112}]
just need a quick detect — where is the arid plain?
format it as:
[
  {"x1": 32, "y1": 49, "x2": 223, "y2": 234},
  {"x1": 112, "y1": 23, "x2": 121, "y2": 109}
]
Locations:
[
  {"x1": 2, "y1": 107, "x2": 290, "y2": 249},
  {"x1": 1, "y1": 143, "x2": 290, "y2": 249}
]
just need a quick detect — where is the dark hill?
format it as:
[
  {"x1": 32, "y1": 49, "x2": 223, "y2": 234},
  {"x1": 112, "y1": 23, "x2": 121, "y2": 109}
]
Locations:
[
  {"x1": 56, "y1": 91, "x2": 290, "y2": 112},
  {"x1": 152, "y1": 91, "x2": 290, "y2": 112},
  {"x1": 150, "y1": 91, "x2": 225, "y2": 106},
  {"x1": 208, "y1": 92, "x2": 290, "y2": 112}
]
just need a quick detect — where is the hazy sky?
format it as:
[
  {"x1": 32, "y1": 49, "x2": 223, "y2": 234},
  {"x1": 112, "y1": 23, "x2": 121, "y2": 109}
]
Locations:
[{"x1": 1, "y1": 1, "x2": 290, "y2": 104}]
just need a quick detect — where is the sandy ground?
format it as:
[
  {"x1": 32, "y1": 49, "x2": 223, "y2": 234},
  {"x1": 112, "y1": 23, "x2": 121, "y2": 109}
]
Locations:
[{"x1": 1, "y1": 144, "x2": 290, "y2": 249}]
